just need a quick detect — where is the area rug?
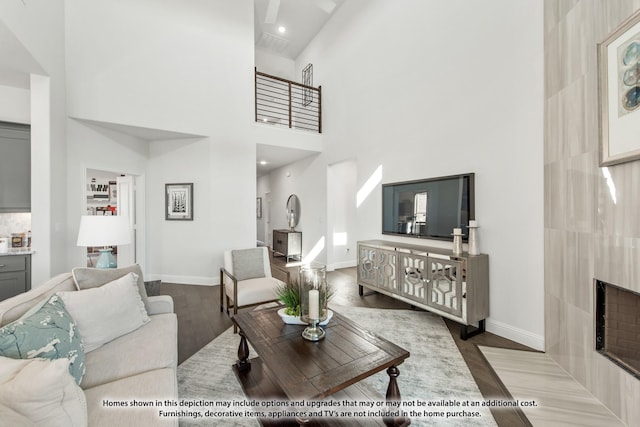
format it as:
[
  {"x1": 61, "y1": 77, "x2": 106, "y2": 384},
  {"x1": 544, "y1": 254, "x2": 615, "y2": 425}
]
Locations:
[{"x1": 177, "y1": 306, "x2": 496, "y2": 426}]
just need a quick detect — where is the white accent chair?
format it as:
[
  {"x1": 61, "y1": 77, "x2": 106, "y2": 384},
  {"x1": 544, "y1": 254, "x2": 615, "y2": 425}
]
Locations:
[{"x1": 219, "y1": 247, "x2": 285, "y2": 330}]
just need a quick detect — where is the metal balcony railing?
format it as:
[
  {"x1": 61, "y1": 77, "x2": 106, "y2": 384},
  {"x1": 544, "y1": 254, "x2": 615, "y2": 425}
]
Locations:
[{"x1": 255, "y1": 68, "x2": 322, "y2": 133}]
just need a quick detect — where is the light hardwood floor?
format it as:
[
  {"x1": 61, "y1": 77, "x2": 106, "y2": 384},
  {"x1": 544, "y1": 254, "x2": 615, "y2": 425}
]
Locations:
[{"x1": 160, "y1": 264, "x2": 535, "y2": 427}]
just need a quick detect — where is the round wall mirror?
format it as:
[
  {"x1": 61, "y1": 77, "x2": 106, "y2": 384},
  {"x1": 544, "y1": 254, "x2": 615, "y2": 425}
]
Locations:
[{"x1": 286, "y1": 194, "x2": 301, "y2": 230}]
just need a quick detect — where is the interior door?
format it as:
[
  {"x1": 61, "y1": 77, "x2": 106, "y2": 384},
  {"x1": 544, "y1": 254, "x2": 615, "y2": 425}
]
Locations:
[
  {"x1": 116, "y1": 175, "x2": 135, "y2": 267},
  {"x1": 265, "y1": 192, "x2": 272, "y2": 247}
]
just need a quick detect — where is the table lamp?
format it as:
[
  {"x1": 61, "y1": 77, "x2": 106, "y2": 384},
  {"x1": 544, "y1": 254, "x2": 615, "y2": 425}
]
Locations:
[{"x1": 77, "y1": 215, "x2": 131, "y2": 268}]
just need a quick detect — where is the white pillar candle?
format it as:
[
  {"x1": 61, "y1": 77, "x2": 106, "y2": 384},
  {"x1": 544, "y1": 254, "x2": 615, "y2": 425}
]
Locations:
[
  {"x1": 469, "y1": 220, "x2": 478, "y2": 227},
  {"x1": 453, "y1": 228, "x2": 462, "y2": 235},
  {"x1": 309, "y1": 290, "x2": 320, "y2": 320}
]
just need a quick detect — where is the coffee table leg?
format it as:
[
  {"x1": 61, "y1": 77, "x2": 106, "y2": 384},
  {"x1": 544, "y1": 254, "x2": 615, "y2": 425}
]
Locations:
[
  {"x1": 295, "y1": 416, "x2": 310, "y2": 426},
  {"x1": 384, "y1": 366, "x2": 410, "y2": 427},
  {"x1": 235, "y1": 330, "x2": 251, "y2": 372}
]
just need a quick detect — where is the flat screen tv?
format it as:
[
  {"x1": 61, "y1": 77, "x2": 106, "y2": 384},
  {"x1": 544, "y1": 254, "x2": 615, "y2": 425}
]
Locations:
[{"x1": 382, "y1": 173, "x2": 474, "y2": 241}]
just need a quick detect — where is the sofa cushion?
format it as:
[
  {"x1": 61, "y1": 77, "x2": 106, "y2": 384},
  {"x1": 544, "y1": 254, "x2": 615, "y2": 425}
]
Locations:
[
  {"x1": 58, "y1": 273, "x2": 150, "y2": 353},
  {"x1": 225, "y1": 276, "x2": 283, "y2": 306},
  {"x1": 0, "y1": 402, "x2": 36, "y2": 426},
  {"x1": 231, "y1": 248, "x2": 266, "y2": 281},
  {"x1": 80, "y1": 313, "x2": 177, "y2": 389},
  {"x1": 72, "y1": 264, "x2": 151, "y2": 312},
  {"x1": 0, "y1": 356, "x2": 87, "y2": 427},
  {"x1": 0, "y1": 295, "x2": 86, "y2": 385},
  {"x1": 0, "y1": 273, "x2": 76, "y2": 326},
  {"x1": 84, "y1": 368, "x2": 177, "y2": 427}
]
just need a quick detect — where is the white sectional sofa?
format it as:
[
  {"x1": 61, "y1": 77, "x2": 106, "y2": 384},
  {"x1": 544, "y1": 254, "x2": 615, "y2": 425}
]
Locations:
[{"x1": 0, "y1": 266, "x2": 178, "y2": 427}]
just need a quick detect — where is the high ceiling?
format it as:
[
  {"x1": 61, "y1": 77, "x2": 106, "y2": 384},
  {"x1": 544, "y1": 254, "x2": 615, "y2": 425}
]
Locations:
[
  {"x1": 1, "y1": 3, "x2": 341, "y2": 176},
  {"x1": 254, "y1": 0, "x2": 345, "y2": 59},
  {"x1": 254, "y1": 0, "x2": 345, "y2": 175}
]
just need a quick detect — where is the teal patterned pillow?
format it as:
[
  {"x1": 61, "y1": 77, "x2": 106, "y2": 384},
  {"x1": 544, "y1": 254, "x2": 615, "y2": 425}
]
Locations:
[{"x1": 0, "y1": 295, "x2": 85, "y2": 385}]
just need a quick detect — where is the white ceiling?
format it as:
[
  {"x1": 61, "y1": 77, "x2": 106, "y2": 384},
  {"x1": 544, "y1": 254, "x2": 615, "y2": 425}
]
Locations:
[
  {"x1": 256, "y1": 144, "x2": 319, "y2": 177},
  {"x1": 0, "y1": 20, "x2": 44, "y2": 88},
  {"x1": 254, "y1": 0, "x2": 345, "y2": 59},
  {"x1": 0, "y1": 3, "x2": 338, "y2": 176},
  {"x1": 253, "y1": 0, "x2": 344, "y2": 175}
]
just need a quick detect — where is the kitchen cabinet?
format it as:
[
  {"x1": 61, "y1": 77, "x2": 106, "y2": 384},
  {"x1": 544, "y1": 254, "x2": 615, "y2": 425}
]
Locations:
[
  {"x1": 0, "y1": 254, "x2": 31, "y2": 301},
  {"x1": 0, "y1": 122, "x2": 30, "y2": 212}
]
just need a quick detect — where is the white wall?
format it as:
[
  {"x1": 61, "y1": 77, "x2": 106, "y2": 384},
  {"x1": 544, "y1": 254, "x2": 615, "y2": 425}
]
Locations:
[
  {"x1": 327, "y1": 159, "x2": 357, "y2": 270},
  {"x1": 255, "y1": 48, "x2": 296, "y2": 80},
  {"x1": 0, "y1": 0, "x2": 68, "y2": 286},
  {"x1": 65, "y1": 120, "x2": 150, "y2": 267},
  {"x1": 272, "y1": 0, "x2": 545, "y2": 348},
  {"x1": 0, "y1": 85, "x2": 29, "y2": 124},
  {"x1": 64, "y1": 0, "x2": 256, "y2": 283},
  {"x1": 265, "y1": 154, "x2": 325, "y2": 263}
]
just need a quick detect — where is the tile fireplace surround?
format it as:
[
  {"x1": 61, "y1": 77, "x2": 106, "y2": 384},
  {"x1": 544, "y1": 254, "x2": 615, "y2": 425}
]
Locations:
[
  {"x1": 545, "y1": 1, "x2": 640, "y2": 426},
  {"x1": 595, "y1": 280, "x2": 640, "y2": 379}
]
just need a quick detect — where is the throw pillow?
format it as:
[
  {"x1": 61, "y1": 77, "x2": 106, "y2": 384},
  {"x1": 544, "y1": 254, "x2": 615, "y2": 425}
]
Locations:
[
  {"x1": 232, "y1": 248, "x2": 266, "y2": 281},
  {"x1": 0, "y1": 356, "x2": 87, "y2": 427},
  {"x1": 57, "y1": 272, "x2": 150, "y2": 353},
  {"x1": 0, "y1": 295, "x2": 86, "y2": 385},
  {"x1": 71, "y1": 264, "x2": 151, "y2": 312}
]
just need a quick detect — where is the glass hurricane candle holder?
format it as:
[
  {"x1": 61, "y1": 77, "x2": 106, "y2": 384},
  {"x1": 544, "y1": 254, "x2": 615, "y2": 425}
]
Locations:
[{"x1": 299, "y1": 263, "x2": 328, "y2": 341}]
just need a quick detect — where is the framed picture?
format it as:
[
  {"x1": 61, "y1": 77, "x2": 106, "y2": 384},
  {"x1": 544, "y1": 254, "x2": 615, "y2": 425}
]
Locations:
[
  {"x1": 256, "y1": 197, "x2": 262, "y2": 219},
  {"x1": 165, "y1": 183, "x2": 193, "y2": 220},
  {"x1": 598, "y1": 9, "x2": 640, "y2": 166}
]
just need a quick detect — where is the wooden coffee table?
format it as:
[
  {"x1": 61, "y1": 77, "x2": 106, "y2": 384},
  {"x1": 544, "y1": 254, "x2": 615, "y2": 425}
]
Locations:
[{"x1": 232, "y1": 307, "x2": 411, "y2": 426}]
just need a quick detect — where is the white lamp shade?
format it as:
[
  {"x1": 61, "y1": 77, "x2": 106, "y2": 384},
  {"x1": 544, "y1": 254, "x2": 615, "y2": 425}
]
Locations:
[{"x1": 77, "y1": 215, "x2": 131, "y2": 247}]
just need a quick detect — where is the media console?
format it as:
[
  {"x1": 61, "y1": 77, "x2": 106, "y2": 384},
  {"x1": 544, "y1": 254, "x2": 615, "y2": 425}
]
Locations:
[{"x1": 357, "y1": 240, "x2": 489, "y2": 339}]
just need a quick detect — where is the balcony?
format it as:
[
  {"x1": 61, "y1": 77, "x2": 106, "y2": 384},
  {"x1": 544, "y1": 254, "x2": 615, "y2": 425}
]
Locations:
[{"x1": 254, "y1": 68, "x2": 322, "y2": 133}]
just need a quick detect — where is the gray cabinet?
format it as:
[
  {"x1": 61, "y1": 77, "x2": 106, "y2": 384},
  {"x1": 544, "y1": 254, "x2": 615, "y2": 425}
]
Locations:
[
  {"x1": 357, "y1": 244, "x2": 399, "y2": 294},
  {"x1": 0, "y1": 122, "x2": 30, "y2": 212},
  {"x1": 272, "y1": 229, "x2": 302, "y2": 262},
  {"x1": 357, "y1": 240, "x2": 489, "y2": 339},
  {"x1": 0, "y1": 254, "x2": 31, "y2": 301}
]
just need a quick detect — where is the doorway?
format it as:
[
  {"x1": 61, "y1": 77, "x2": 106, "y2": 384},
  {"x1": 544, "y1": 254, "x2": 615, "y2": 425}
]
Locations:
[{"x1": 83, "y1": 168, "x2": 145, "y2": 270}]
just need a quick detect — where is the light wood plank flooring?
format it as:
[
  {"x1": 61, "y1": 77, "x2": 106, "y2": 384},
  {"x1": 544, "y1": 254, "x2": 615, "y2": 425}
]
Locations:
[
  {"x1": 160, "y1": 265, "x2": 535, "y2": 427},
  {"x1": 479, "y1": 347, "x2": 626, "y2": 427}
]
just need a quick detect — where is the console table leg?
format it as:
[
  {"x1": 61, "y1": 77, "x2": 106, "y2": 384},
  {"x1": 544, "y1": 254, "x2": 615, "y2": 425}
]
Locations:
[
  {"x1": 460, "y1": 319, "x2": 486, "y2": 340},
  {"x1": 235, "y1": 330, "x2": 251, "y2": 372},
  {"x1": 384, "y1": 366, "x2": 410, "y2": 427},
  {"x1": 359, "y1": 284, "x2": 377, "y2": 297}
]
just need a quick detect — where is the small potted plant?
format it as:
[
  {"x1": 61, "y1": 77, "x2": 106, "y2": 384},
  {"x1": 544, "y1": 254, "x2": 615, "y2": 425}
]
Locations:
[{"x1": 275, "y1": 281, "x2": 334, "y2": 325}]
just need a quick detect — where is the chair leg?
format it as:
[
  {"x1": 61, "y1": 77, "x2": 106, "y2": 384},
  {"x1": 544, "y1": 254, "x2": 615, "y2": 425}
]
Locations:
[
  {"x1": 219, "y1": 270, "x2": 224, "y2": 312},
  {"x1": 233, "y1": 304, "x2": 238, "y2": 333}
]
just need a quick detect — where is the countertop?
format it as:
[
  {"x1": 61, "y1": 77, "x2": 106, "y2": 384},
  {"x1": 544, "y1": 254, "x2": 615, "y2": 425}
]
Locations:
[{"x1": 0, "y1": 249, "x2": 35, "y2": 256}]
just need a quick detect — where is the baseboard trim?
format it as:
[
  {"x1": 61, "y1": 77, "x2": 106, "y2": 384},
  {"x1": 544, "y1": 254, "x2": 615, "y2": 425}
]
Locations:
[
  {"x1": 486, "y1": 318, "x2": 545, "y2": 351},
  {"x1": 148, "y1": 274, "x2": 215, "y2": 286},
  {"x1": 327, "y1": 260, "x2": 357, "y2": 271}
]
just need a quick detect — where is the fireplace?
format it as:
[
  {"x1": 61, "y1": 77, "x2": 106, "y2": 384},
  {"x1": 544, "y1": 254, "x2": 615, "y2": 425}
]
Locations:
[{"x1": 595, "y1": 280, "x2": 640, "y2": 379}]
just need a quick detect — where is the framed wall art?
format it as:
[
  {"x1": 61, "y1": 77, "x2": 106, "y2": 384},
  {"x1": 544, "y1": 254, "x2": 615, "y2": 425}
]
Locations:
[
  {"x1": 165, "y1": 183, "x2": 193, "y2": 220},
  {"x1": 598, "y1": 9, "x2": 640, "y2": 166}
]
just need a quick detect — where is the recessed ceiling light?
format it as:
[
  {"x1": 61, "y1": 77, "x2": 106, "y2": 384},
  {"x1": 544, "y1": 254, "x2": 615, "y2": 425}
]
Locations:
[
  {"x1": 259, "y1": 161, "x2": 267, "y2": 165},
  {"x1": 278, "y1": 26, "x2": 286, "y2": 34}
]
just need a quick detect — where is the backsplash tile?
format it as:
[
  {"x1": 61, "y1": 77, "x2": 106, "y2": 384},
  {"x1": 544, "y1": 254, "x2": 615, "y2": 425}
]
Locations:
[{"x1": 0, "y1": 213, "x2": 32, "y2": 236}]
